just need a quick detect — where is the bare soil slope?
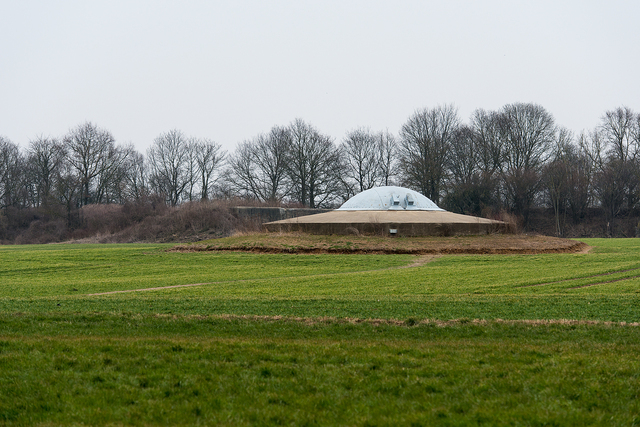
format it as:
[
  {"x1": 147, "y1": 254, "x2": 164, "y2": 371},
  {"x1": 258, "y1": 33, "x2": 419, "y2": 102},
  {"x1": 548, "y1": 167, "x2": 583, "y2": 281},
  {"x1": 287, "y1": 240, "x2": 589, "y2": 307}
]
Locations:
[{"x1": 173, "y1": 233, "x2": 588, "y2": 255}]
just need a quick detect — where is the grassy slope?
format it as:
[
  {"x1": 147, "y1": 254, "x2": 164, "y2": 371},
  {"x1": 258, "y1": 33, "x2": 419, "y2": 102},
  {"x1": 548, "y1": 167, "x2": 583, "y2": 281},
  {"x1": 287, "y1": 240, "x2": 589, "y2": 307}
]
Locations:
[{"x1": 1, "y1": 238, "x2": 639, "y2": 425}]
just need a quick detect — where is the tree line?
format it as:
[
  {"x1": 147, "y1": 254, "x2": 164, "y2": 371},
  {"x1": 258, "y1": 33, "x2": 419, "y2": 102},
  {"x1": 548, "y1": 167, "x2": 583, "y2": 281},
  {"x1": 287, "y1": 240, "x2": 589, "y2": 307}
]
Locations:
[{"x1": 1, "y1": 102, "x2": 639, "y2": 239}]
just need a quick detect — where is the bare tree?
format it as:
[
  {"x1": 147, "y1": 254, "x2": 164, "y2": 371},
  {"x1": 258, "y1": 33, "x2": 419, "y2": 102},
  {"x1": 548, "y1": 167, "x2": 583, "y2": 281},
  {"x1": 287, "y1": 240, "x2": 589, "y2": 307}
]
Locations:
[
  {"x1": 147, "y1": 129, "x2": 190, "y2": 206},
  {"x1": 63, "y1": 122, "x2": 117, "y2": 206},
  {"x1": 227, "y1": 140, "x2": 261, "y2": 200},
  {"x1": 579, "y1": 129, "x2": 612, "y2": 218},
  {"x1": 470, "y1": 109, "x2": 503, "y2": 179},
  {"x1": 443, "y1": 123, "x2": 499, "y2": 216},
  {"x1": 286, "y1": 119, "x2": 342, "y2": 208},
  {"x1": 398, "y1": 105, "x2": 460, "y2": 204},
  {"x1": 339, "y1": 128, "x2": 398, "y2": 200},
  {"x1": 27, "y1": 136, "x2": 66, "y2": 208},
  {"x1": 183, "y1": 140, "x2": 199, "y2": 202},
  {"x1": 228, "y1": 126, "x2": 290, "y2": 203},
  {"x1": 94, "y1": 144, "x2": 134, "y2": 204},
  {"x1": 341, "y1": 128, "x2": 380, "y2": 193},
  {"x1": 0, "y1": 136, "x2": 24, "y2": 210},
  {"x1": 600, "y1": 106, "x2": 639, "y2": 163},
  {"x1": 195, "y1": 139, "x2": 226, "y2": 200},
  {"x1": 54, "y1": 157, "x2": 81, "y2": 227},
  {"x1": 448, "y1": 125, "x2": 477, "y2": 188},
  {"x1": 543, "y1": 128, "x2": 574, "y2": 236},
  {"x1": 634, "y1": 112, "x2": 640, "y2": 153},
  {"x1": 579, "y1": 129, "x2": 607, "y2": 173},
  {"x1": 564, "y1": 141, "x2": 592, "y2": 224},
  {"x1": 443, "y1": 125, "x2": 472, "y2": 212},
  {"x1": 593, "y1": 159, "x2": 630, "y2": 234},
  {"x1": 444, "y1": 125, "x2": 479, "y2": 213},
  {"x1": 254, "y1": 126, "x2": 291, "y2": 203},
  {"x1": 581, "y1": 108, "x2": 640, "y2": 233},
  {"x1": 499, "y1": 103, "x2": 555, "y2": 171},
  {"x1": 599, "y1": 107, "x2": 640, "y2": 209},
  {"x1": 497, "y1": 103, "x2": 556, "y2": 219},
  {"x1": 461, "y1": 109, "x2": 505, "y2": 214},
  {"x1": 122, "y1": 150, "x2": 148, "y2": 201},
  {"x1": 377, "y1": 130, "x2": 397, "y2": 187}
]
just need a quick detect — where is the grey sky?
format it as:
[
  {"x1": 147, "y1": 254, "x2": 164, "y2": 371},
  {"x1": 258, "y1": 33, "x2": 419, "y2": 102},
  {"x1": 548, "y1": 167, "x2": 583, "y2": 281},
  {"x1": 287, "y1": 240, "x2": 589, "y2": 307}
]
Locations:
[{"x1": 1, "y1": 0, "x2": 638, "y2": 153}]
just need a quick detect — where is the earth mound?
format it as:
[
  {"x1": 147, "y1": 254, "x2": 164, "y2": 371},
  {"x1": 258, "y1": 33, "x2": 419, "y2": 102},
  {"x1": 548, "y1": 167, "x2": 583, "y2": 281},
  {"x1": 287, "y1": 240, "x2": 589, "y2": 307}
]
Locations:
[{"x1": 173, "y1": 233, "x2": 588, "y2": 255}]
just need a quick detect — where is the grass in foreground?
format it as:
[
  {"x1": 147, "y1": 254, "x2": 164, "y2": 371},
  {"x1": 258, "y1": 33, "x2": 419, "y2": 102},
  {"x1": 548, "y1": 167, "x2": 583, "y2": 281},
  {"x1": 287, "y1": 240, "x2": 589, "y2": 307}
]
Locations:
[
  {"x1": 1, "y1": 238, "x2": 640, "y2": 425},
  {"x1": 1, "y1": 314, "x2": 639, "y2": 426}
]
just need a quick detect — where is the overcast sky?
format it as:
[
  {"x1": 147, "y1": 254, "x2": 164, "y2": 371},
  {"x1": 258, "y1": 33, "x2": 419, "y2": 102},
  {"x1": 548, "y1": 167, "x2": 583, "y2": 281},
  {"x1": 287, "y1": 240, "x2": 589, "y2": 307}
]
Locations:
[{"x1": 2, "y1": 0, "x2": 639, "y2": 153}]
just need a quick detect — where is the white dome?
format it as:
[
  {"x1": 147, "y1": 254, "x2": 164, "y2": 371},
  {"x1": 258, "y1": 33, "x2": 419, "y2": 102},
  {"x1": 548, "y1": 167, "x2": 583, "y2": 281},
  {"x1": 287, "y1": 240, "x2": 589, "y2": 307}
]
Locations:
[{"x1": 338, "y1": 186, "x2": 444, "y2": 211}]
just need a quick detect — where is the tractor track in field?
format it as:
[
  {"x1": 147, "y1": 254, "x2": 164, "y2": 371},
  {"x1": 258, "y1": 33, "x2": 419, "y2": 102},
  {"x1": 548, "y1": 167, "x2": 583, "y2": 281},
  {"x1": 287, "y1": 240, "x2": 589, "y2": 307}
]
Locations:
[
  {"x1": 85, "y1": 255, "x2": 439, "y2": 296},
  {"x1": 520, "y1": 266, "x2": 640, "y2": 289},
  {"x1": 569, "y1": 274, "x2": 640, "y2": 289}
]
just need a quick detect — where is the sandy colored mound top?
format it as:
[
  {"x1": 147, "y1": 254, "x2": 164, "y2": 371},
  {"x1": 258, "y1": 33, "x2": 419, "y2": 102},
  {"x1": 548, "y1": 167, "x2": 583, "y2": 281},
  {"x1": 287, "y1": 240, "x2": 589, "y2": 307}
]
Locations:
[
  {"x1": 265, "y1": 210, "x2": 500, "y2": 224},
  {"x1": 174, "y1": 233, "x2": 588, "y2": 255},
  {"x1": 263, "y1": 210, "x2": 506, "y2": 237}
]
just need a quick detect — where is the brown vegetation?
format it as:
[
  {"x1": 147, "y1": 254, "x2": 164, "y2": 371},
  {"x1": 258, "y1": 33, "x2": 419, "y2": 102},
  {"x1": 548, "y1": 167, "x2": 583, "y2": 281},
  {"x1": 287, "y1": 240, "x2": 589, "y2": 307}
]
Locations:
[
  {"x1": 174, "y1": 232, "x2": 588, "y2": 255},
  {"x1": 3, "y1": 198, "x2": 263, "y2": 244}
]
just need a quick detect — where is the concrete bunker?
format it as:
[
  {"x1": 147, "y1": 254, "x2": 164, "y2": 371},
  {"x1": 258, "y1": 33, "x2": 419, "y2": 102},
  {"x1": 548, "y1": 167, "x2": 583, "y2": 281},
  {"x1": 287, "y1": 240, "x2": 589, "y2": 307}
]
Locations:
[{"x1": 263, "y1": 186, "x2": 506, "y2": 236}]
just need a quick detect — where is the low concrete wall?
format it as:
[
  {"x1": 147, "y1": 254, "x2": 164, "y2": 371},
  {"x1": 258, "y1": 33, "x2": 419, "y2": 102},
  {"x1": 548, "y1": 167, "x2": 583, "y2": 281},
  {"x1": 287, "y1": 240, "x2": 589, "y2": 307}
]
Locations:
[
  {"x1": 231, "y1": 207, "x2": 331, "y2": 223},
  {"x1": 263, "y1": 221, "x2": 507, "y2": 236}
]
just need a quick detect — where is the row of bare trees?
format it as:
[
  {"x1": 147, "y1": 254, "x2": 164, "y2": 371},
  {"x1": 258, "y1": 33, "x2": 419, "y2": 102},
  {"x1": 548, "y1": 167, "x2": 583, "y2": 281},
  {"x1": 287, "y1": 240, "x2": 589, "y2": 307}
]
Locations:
[
  {"x1": 1, "y1": 124, "x2": 136, "y2": 225},
  {"x1": 226, "y1": 119, "x2": 395, "y2": 208},
  {"x1": 226, "y1": 104, "x2": 640, "y2": 235},
  {"x1": 0, "y1": 123, "x2": 226, "y2": 236},
  {"x1": 146, "y1": 129, "x2": 226, "y2": 206},
  {"x1": 398, "y1": 104, "x2": 640, "y2": 235},
  {"x1": 1, "y1": 104, "x2": 640, "y2": 239}
]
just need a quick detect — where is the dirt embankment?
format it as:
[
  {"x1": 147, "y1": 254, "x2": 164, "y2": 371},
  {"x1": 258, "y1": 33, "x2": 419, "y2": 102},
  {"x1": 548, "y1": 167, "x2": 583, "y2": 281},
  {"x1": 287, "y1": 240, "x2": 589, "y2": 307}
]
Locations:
[{"x1": 172, "y1": 233, "x2": 589, "y2": 255}]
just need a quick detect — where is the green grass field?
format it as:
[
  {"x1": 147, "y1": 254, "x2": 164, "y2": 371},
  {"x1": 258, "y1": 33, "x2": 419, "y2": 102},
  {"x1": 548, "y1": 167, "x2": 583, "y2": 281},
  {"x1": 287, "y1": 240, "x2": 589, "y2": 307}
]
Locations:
[{"x1": 1, "y1": 238, "x2": 639, "y2": 425}]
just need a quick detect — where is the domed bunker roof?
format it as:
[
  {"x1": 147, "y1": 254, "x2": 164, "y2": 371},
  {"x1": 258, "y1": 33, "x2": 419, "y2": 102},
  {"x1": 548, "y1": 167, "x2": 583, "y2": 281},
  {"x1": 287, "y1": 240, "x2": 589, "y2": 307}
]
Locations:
[{"x1": 338, "y1": 186, "x2": 444, "y2": 211}]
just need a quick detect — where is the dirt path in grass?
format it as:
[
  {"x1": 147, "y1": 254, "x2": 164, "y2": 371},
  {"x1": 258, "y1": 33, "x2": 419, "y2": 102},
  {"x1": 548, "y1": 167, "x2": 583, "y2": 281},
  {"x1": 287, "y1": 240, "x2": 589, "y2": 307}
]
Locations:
[
  {"x1": 85, "y1": 255, "x2": 440, "y2": 296},
  {"x1": 86, "y1": 282, "x2": 229, "y2": 295},
  {"x1": 400, "y1": 254, "x2": 439, "y2": 268}
]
